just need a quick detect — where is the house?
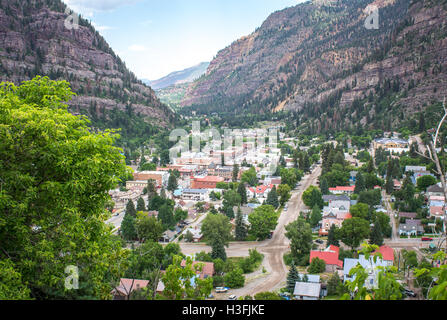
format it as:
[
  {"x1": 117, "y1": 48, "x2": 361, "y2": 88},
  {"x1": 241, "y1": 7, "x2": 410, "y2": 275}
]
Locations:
[
  {"x1": 399, "y1": 212, "x2": 417, "y2": 220},
  {"x1": 297, "y1": 274, "x2": 320, "y2": 283},
  {"x1": 183, "y1": 227, "x2": 203, "y2": 242},
  {"x1": 329, "y1": 186, "x2": 355, "y2": 195},
  {"x1": 181, "y1": 189, "x2": 208, "y2": 201},
  {"x1": 399, "y1": 219, "x2": 424, "y2": 236},
  {"x1": 112, "y1": 278, "x2": 149, "y2": 300},
  {"x1": 160, "y1": 230, "x2": 177, "y2": 243},
  {"x1": 181, "y1": 260, "x2": 214, "y2": 279},
  {"x1": 373, "y1": 137, "x2": 409, "y2": 153},
  {"x1": 343, "y1": 247, "x2": 394, "y2": 289},
  {"x1": 247, "y1": 184, "x2": 274, "y2": 199},
  {"x1": 293, "y1": 282, "x2": 322, "y2": 300},
  {"x1": 309, "y1": 245, "x2": 343, "y2": 272},
  {"x1": 323, "y1": 194, "x2": 351, "y2": 205},
  {"x1": 430, "y1": 206, "x2": 446, "y2": 219},
  {"x1": 393, "y1": 179, "x2": 402, "y2": 191},
  {"x1": 427, "y1": 184, "x2": 444, "y2": 197},
  {"x1": 319, "y1": 211, "x2": 351, "y2": 236}
]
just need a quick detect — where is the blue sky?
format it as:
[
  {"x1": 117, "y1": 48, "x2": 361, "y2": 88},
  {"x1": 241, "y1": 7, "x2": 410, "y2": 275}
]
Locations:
[{"x1": 64, "y1": 0, "x2": 305, "y2": 80}]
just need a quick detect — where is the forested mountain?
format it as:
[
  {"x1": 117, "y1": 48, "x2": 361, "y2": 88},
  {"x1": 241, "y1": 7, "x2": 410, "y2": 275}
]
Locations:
[
  {"x1": 0, "y1": 0, "x2": 175, "y2": 134},
  {"x1": 182, "y1": 0, "x2": 447, "y2": 134},
  {"x1": 145, "y1": 62, "x2": 210, "y2": 90}
]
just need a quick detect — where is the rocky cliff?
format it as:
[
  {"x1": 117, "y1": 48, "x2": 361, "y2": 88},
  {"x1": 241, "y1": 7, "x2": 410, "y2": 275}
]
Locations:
[
  {"x1": 0, "y1": 0, "x2": 174, "y2": 127},
  {"x1": 182, "y1": 0, "x2": 447, "y2": 131}
]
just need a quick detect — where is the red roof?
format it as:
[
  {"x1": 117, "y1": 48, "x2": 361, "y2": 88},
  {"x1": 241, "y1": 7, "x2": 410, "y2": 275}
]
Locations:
[
  {"x1": 249, "y1": 184, "x2": 273, "y2": 194},
  {"x1": 310, "y1": 246, "x2": 343, "y2": 268},
  {"x1": 375, "y1": 245, "x2": 394, "y2": 262},
  {"x1": 193, "y1": 176, "x2": 224, "y2": 183},
  {"x1": 181, "y1": 260, "x2": 214, "y2": 279},
  {"x1": 329, "y1": 186, "x2": 355, "y2": 192},
  {"x1": 112, "y1": 278, "x2": 149, "y2": 296}
]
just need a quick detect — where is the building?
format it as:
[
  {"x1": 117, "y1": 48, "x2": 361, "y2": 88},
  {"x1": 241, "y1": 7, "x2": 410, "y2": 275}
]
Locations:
[
  {"x1": 329, "y1": 186, "x2": 355, "y2": 195},
  {"x1": 133, "y1": 171, "x2": 169, "y2": 187},
  {"x1": 293, "y1": 282, "x2": 322, "y2": 300},
  {"x1": 399, "y1": 219, "x2": 424, "y2": 236},
  {"x1": 349, "y1": 171, "x2": 358, "y2": 185},
  {"x1": 343, "y1": 246, "x2": 394, "y2": 289},
  {"x1": 247, "y1": 184, "x2": 274, "y2": 199},
  {"x1": 430, "y1": 206, "x2": 446, "y2": 219},
  {"x1": 427, "y1": 184, "x2": 444, "y2": 197},
  {"x1": 181, "y1": 260, "x2": 214, "y2": 279},
  {"x1": 399, "y1": 212, "x2": 417, "y2": 219},
  {"x1": 319, "y1": 212, "x2": 352, "y2": 236},
  {"x1": 190, "y1": 176, "x2": 225, "y2": 189},
  {"x1": 112, "y1": 279, "x2": 149, "y2": 300},
  {"x1": 405, "y1": 166, "x2": 427, "y2": 173},
  {"x1": 373, "y1": 137, "x2": 409, "y2": 153},
  {"x1": 125, "y1": 180, "x2": 148, "y2": 189},
  {"x1": 181, "y1": 189, "x2": 208, "y2": 201},
  {"x1": 309, "y1": 245, "x2": 343, "y2": 272}
]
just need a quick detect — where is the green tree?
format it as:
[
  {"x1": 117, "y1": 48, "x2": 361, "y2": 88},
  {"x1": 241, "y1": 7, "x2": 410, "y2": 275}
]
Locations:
[
  {"x1": 167, "y1": 173, "x2": 178, "y2": 192},
  {"x1": 0, "y1": 260, "x2": 32, "y2": 300},
  {"x1": 308, "y1": 257, "x2": 326, "y2": 274},
  {"x1": 302, "y1": 186, "x2": 323, "y2": 209},
  {"x1": 327, "y1": 272, "x2": 342, "y2": 296},
  {"x1": 237, "y1": 182, "x2": 248, "y2": 205},
  {"x1": 224, "y1": 268, "x2": 245, "y2": 288},
  {"x1": 232, "y1": 164, "x2": 239, "y2": 182},
  {"x1": 135, "y1": 212, "x2": 164, "y2": 243},
  {"x1": 285, "y1": 218, "x2": 313, "y2": 263},
  {"x1": 158, "y1": 204, "x2": 175, "y2": 228},
  {"x1": 350, "y1": 203, "x2": 369, "y2": 220},
  {"x1": 241, "y1": 167, "x2": 258, "y2": 186},
  {"x1": 121, "y1": 212, "x2": 137, "y2": 241},
  {"x1": 147, "y1": 179, "x2": 157, "y2": 201},
  {"x1": 320, "y1": 177, "x2": 329, "y2": 195},
  {"x1": 265, "y1": 186, "x2": 279, "y2": 209},
  {"x1": 161, "y1": 256, "x2": 213, "y2": 300},
  {"x1": 340, "y1": 218, "x2": 370, "y2": 251},
  {"x1": 137, "y1": 197, "x2": 146, "y2": 212},
  {"x1": 201, "y1": 214, "x2": 233, "y2": 246},
  {"x1": 286, "y1": 261, "x2": 299, "y2": 293},
  {"x1": 210, "y1": 237, "x2": 227, "y2": 261},
  {"x1": 248, "y1": 205, "x2": 278, "y2": 240},
  {"x1": 235, "y1": 207, "x2": 248, "y2": 241},
  {"x1": 354, "y1": 172, "x2": 366, "y2": 194},
  {"x1": 327, "y1": 224, "x2": 340, "y2": 246},
  {"x1": 369, "y1": 221, "x2": 384, "y2": 246},
  {"x1": 126, "y1": 199, "x2": 137, "y2": 218},
  {"x1": 0, "y1": 76, "x2": 129, "y2": 299},
  {"x1": 310, "y1": 204, "x2": 322, "y2": 228},
  {"x1": 277, "y1": 184, "x2": 292, "y2": 207},
  {"x1": 416, "y1": 175, "x2": 437, "y2": 191}
]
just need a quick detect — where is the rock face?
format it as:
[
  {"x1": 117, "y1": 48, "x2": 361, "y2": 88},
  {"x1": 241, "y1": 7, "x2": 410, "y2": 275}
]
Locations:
[
  {"x1": 0, "y1": 0, "x2": 174, "y2": 126},
  {"x1": 182, "y1": 0, "x2": 447, "y2": 128},
  {"x1": 146, "y1": 62, "x2": 210, "y2": 90}
]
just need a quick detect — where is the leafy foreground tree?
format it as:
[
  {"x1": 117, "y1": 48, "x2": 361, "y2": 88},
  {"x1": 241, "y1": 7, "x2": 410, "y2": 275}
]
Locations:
[
  {"x1": 0, "y1": 77, "x2": 130, "y2": 299},
  {"x1": 414, "y1": 251, "x2": 447, "y2": 300},
  {"x1": 341, "y1": 244, "x2": 402, "y2": 300},
  {"x1": 161, "y1": 255, "x2": 213, "y2": 300}
]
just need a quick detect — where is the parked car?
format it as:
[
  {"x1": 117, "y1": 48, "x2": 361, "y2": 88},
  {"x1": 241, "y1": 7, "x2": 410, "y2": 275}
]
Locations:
[
  {"x1": 401, "y1": 287, "x2": 416, "y2": 298},
  {"x1": 215, "y1": 287, "x2": 228, "y2": 293},
  {"x1": 422, "y1": 237, "x2": 433, "y2": 242},
  {"x1": 314, "y1": 239, "x2": 324, "y2": 244},
  {"x1": 228, "y1": 295, "x2": 237, "y2": 300}
]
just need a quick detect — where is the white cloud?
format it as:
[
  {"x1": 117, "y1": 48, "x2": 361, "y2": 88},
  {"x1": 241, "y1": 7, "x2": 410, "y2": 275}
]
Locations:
[
  {"x1": 128, "y1": 44, "x2": 148, "y2": 52},
  {"x1": 91, "y1": 22, "x2": 115, "y2": 32},
  {"x1": 64, "y1": 0, "x2": 141, "y2": 14}
]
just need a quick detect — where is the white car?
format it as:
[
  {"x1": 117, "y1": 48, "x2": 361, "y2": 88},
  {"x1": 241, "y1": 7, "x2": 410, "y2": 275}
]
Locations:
[
  {"x1": 215, "y1": 287, "x2": 228, "y2": 293},
  {"x1": 228, "y1": 295, "x2": 237, "y2": 300}
]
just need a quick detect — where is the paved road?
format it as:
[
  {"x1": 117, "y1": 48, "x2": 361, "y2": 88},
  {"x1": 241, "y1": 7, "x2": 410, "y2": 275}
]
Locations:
[{"x1": 180, "y1": 166, "x2": 322, "y2": 298}]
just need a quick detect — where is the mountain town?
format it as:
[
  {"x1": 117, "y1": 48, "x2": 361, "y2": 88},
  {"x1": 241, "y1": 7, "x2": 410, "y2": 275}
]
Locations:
[{"x1": 0, "y1": 0, "x2": 446, "y2": 303}]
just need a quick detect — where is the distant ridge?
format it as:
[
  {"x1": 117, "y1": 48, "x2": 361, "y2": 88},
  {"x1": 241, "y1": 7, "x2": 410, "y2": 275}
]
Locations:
[{"x1": 146, "y1": 62, "x2": 210, "y2": 90}]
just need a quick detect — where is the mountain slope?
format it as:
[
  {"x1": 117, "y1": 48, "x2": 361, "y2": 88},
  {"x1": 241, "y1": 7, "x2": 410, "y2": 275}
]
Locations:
[
  {"x1": 182, "y1": 0, "x2": 447, "y2": 132},
  {"x1": 145, "y1": 62, "x2": 210, "y2": 90},
  {"x1": 0, "y1": 0, "x2": 174, "y2": 127}
]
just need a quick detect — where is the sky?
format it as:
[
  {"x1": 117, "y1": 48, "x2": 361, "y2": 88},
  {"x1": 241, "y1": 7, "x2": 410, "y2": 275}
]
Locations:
[{"x1": 64, "y1": 0, "x2": 305, "y2": 80}]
